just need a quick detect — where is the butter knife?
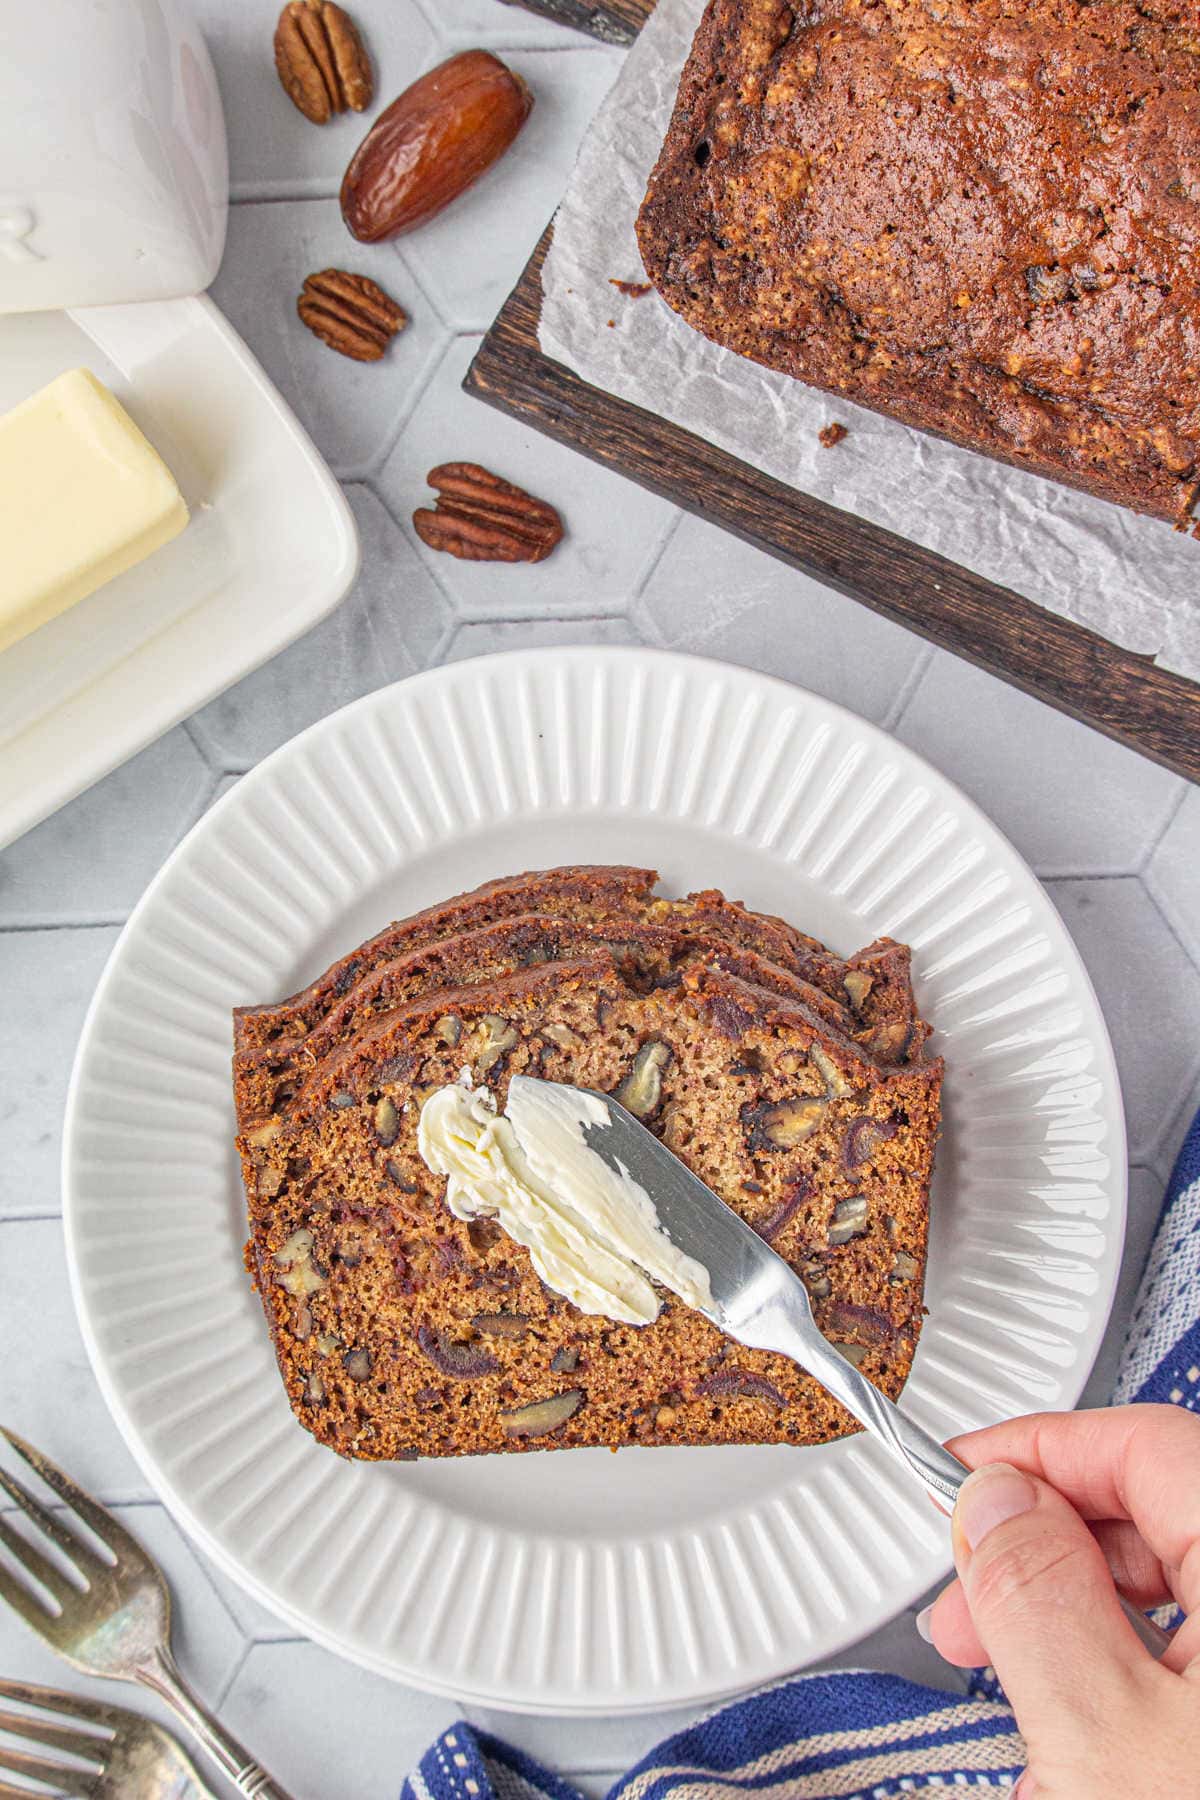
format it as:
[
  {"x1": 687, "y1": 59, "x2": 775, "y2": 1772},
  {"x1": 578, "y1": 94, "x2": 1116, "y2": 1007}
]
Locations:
[{"x1": 529, "y1": 1079, "x2": 1171, "y2": 1659}]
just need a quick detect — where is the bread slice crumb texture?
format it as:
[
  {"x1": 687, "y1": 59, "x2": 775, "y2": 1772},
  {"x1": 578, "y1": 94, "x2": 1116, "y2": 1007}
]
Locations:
[{"x1": 235, "y1": 871, "x2": 941, "y2": 1461}]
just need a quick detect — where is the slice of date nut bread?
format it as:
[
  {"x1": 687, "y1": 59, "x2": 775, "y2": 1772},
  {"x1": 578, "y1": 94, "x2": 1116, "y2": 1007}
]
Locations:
[
  {"x1": 234, "y1": 910, "x2": 911, "y2": 1135},
  {"x1": 233, "y1": 866, "x2": 838, "y2": 1070},
  {"x1": 239, "y1": 952, "x2": 941, "y2": 1462},
  {"x1": 233, "y1": 868, "x2": 925, "y2": 1131},
  {"x1": 232, "y1": 865, "x2": 662, "y2": 1060}
]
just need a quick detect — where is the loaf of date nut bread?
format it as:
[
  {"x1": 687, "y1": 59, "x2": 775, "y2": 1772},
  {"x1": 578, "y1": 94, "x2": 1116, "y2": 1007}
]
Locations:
[
  {"x1": 637, "y1": 0, "x2": 1200, "y2": 523},
  {"x1": 238, "y1": 950, "x2": 941, "y2": 1461}
]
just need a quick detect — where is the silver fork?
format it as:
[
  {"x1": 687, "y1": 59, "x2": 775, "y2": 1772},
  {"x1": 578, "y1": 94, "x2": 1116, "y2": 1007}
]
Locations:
[
  {"x1": 0, "y1": 1428, "x2": 297, "y2": 1800},
  {"x1": 0, "y1": 1676, "x2": 216, "y2": 1799}
]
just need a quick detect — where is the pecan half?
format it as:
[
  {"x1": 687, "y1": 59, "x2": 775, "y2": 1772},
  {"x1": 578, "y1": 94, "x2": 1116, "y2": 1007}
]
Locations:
[
  {"x1": 275, "y1": 0, "x2": 372, "y2": 124},
  {"x1": 297, "y1": 269, "x2": 407, "y2": 362},
  {"x1": 413, "y1": 463, "x2": 564, "y2": 563}
]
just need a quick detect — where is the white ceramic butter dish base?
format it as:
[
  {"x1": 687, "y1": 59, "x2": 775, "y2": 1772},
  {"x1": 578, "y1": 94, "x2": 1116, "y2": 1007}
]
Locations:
[{"x1": 0, "y1": 297, "x2": 358, "y2": 848}]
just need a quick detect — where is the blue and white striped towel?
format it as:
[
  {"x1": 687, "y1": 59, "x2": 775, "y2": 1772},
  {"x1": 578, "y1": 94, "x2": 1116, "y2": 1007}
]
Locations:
[{"x1": 403, "y1": 1112, "x2": 1200, "y2": 1800}]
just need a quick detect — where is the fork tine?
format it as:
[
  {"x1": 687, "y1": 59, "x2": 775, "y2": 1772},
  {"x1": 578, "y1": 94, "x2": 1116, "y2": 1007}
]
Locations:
[
  {"x1": 0, "y1": 1702, "x2": 105, "y2": 1764},
  {"x1": 0, "y1": 1554, "x2": 59, "y2": 1631},
  {"x1": 0, "y1": 1512, "x2": 82, "y2": 1610},
  {"x1": 0, "y1": 1682, "x2": 125, "y2": 1733},
  {"x1": 0, "y1": 1740, "x2": 96, "y2": 1797},
  {"x1": 0, "y1": 1431, "x2": 147, "y2": 1573},
  {"x1": 0, "y1": 1463, "x2": 104, "y2": 1583}
]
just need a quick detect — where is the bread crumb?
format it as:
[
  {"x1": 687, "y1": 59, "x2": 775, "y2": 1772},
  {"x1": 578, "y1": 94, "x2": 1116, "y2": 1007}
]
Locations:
[
  {"x1": 609, "y1": 279, "x2": 653, "y2": 298},
  {"x1": 819, "y1": 422, "x2": 849, "y2": 448}
]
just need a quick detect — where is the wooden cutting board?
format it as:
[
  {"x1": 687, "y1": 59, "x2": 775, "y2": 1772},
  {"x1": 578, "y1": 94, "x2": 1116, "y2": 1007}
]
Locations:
[
  {"x1": 499, "y1": 0, "x2": 643, "y2": 38},
  {"x1": 474, "y1": 0, "x2": 1200, "y2": 781}
]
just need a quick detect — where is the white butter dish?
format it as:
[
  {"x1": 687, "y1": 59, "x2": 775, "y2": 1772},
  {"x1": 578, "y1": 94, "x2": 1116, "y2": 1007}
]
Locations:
[
  {"x1": 0, "y1": 298, "x2": 358, "y2": 849},
  {"x1": 0, "y1": 0, "x2": 359, "y2": 847},
  {"x1": 0, "y1": 0, "x2": 227, "y2": 315}
]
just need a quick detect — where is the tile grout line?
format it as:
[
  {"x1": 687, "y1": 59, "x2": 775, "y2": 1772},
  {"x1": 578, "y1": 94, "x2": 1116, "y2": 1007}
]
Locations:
[
  {"x1": 1036, "y1": 869, "x2": 1147, "y2": 885},
  {"x1": 0, "y1": 1494, "x2": 160, "y2": 1517},
  {"x1": 1137, "y1": 877, "x2": 1200, "y2": 985},
  {"x1": 1134, "y1": 778, "x2": 1189, "y2": 874},
  {"x1": 182, "y1": 1520, "x2": 273, "y2": 1648},
  {"x1": 630, "y1": 594, "x2": 668, "y2": 650},
  {"x1": 454, "y1": 607, "x2": 640, "y2": 629},
  {"x1": 628, "y1": 507, "x2": 685, "y2": 603},
  {"x1": 179, "y1": 715, "x2": 220, "y2": 776},
  {"x1": 0, "y1": 918, "x2": 125, "y2": 934},
  {"x1": 230, "y1": 186, "x2": 340, "y2": 208},
  {"x1": 178, "y1": 765, "x2": 223, "y2": 840},
  {"x1": 882, "y1": 643, "x2": 934, "y2": 735},
  {"x1": 429, "y1": 617, "x2": 460, "y2": 665},
  {"x1": 1148, "y1": 1051, "x2": 1200, "y2": 1172},
  {"x1": 356, "y1": 311, "x2": 467, "y2": 480},
  {"x1": 213, "y1": 1636, "x2": 252, "y2": 1712},
  {"x1": 1147, "y1": 1059, "x2": 1200, "y2": 1172}
]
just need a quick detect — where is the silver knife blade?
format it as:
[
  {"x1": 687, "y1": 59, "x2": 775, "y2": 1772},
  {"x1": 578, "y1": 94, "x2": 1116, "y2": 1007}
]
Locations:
[
  {"x1": 515, "y1": 1078, "x2": 971, "y2": 1503},
  {"x1": 513, "y1": 1079, "x2": 1173, "y2": 1660}
]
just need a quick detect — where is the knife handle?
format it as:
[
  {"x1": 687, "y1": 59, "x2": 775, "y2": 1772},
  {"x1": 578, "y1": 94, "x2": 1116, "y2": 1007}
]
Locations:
[
  {"x1": 758, "y1": 1305, "x2": 1174, "y2": 1660},
  {"x1": 754, "y1": 1297, "x2": 967, "y2": 1504}
]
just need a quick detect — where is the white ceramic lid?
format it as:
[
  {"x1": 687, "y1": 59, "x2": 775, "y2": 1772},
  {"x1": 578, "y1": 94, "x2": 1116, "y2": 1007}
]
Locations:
[{"x1": 0, "y1": 0, "x2": 228, "y2": 314}]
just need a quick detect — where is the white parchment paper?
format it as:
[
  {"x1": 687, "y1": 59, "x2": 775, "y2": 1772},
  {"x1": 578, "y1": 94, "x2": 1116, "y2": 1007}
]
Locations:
[{"x1": 541, "y1": 0, "x2": 1200, "y2": 679}]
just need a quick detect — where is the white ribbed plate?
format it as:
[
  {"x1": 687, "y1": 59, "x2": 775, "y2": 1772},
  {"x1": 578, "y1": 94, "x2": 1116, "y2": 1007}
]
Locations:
[{"x1": 63, "y1": 647, "x2": 1125, "y2": 1714}]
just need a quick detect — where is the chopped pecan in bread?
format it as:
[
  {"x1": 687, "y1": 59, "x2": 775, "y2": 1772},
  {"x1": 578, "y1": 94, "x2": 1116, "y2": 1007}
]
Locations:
[{"x1": 238, "y1": 947, "x2": 941, "y2": 1462}]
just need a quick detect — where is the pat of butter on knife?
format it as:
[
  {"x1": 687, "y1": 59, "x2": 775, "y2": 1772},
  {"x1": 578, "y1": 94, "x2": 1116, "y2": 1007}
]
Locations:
[{"x1": 0, "y1": 368, "x2": 188, "y2": 655}]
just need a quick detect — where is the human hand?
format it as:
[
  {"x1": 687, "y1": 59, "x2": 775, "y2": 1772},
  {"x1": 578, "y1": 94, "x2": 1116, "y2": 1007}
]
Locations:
[{"x1": 920, "y1": 1404, "x2": 1200, "y2": 1797}]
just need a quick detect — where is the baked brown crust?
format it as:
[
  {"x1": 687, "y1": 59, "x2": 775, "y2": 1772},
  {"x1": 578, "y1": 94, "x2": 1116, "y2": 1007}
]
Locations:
[
  {"x1": 239, "y1": 950, "x2": 942, "y2": 1462},
  {"x1": 232, "y1": 907, "x2": 924, "y2": 1134},
  {"x1": 232, "y1": 865, "x2": 660, "y2": 1058},
  {"x1": 636, "y1": 0, "x2": 1200, "y2": 523},
  {"x1": 231, "y1": 866, "x2": 924, "y2": 1143}
]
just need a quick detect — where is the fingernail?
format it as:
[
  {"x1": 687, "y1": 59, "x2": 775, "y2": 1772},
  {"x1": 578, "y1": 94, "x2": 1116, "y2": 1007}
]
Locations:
[
  {"x1": 915, "y1": 1603, "x2": 935, "y2": 1644},
  {"x1": 954, "y1": 1462, "x2": 1037, "y2": 1552}
]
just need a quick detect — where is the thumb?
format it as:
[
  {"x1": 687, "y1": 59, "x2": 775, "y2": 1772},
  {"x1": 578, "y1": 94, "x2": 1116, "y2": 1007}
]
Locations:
[{"x1": 952, "y1": 1462, "x2": 1147, "y2": 1750}]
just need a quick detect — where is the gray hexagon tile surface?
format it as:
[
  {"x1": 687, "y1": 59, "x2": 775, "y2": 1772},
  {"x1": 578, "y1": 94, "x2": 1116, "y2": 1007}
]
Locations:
[
  {"x1": 445, "y1": 612, "x2": 643, "y2": 661},
  {"x1": 420, "y1": 0, "x2": 591, "y2": 47},
  {"x1": 188, "y1": 0, "x2": 436, "y2": 199},
  {"x1": 377, "y1": 334, "x2": 677, "y2": 614},
  {"x1": 637, "y1": 513, "x2": 930, "y2": 726},
  {"x1": 222, "y1": 1640, "x2": 458, "y2": 1796},
  {"x1": 395, "y1": 47, "x2": 625, "y2": 330},
  {"x1": 1043, "y1": 877, "x2": 1200, "y2": 1164},
  {"x1": 0, "y1": 727, "x2": 209, "y2": 926},
  {"x1": 212, "y1": 200, "x2": 450, "y2": 479},
  {"x1": 0, "y1": 926, "x2": 118, "y2": 1218},
  {"x1": 1148, "y1": 784, "x2": 1200, "y2": 967},
  {"x1": 896, "y1": 656, "x2": 1184, "y2": 877},
  {"x1": 0, "y1": 1220, "x2": 152, "y2": 1504},
  {"x1": 190, "y1": 485, "x2": 450, "y2": 769},
  {"x1": 4, "y1": 0, "x2": 1200, "y2": 1793}
]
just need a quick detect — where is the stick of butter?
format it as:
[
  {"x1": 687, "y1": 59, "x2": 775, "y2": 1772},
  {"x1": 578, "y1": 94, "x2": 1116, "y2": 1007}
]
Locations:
[{"x1": 0, "y1": 368, "x2": 189, "y2": 655}]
